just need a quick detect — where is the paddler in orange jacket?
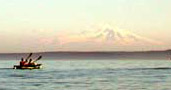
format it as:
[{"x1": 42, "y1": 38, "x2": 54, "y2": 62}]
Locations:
[{"x1": 20, "y1": 58, "x2": 26, "y2": 66}]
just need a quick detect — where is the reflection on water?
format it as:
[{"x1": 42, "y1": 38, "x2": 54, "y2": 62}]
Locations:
[{"x1": 0, "y1": 60, "x2": 171, "y2": 90}]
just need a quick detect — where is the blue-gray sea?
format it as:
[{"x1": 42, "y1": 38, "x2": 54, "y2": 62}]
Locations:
[{"x1": 1, "y1": 60, "x2": 171, "y2": 90}]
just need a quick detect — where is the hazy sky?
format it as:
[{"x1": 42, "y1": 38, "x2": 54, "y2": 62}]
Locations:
[{"x1": 0, "y1": 0, "x2": 171, "y2": 52}]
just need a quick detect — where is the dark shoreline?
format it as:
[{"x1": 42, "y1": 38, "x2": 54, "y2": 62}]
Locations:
[{"x1": 0, "y1": 50, "x2": 171, "y2": 60}]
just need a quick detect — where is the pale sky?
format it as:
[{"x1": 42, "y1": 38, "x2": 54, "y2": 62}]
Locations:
[{"x1": 0, "y1": 0, "x2": 171, "y2": 53}]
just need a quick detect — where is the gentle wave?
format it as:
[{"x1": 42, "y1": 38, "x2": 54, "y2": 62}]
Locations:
[{"x1": 1, "y1": 60, "x2": 171, "y2": 90}]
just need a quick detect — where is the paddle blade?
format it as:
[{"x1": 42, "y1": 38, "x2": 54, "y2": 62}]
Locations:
[
  {"x1": 28, "y1": 53, "x2": 33, "y2": 57},
  {"x1": 33, "y1": 56, "x2": 42, "y2": 62},
  {"x1": 36, "y1": 56, "x2": 42, "y2": 60},
  {"x1": 25, "y1": 53, "x2": 33, "y2": 60}
]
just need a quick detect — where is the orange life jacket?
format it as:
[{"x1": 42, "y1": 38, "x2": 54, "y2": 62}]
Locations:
[{"x1": 20, "y1": 61, "x2": 25, "y2": 66}]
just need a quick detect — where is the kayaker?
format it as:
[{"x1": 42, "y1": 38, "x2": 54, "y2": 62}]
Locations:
[
  {"x1": 24, "y1": 59, "x2": 29, "y2": 66},
  {"x1": 28, "y1": 59, "x2": 37, "y2": 66},
  {"x1": 28, "y1": 59, "x2": 32, "y2": 66},
  {"x1": 20, "y1": 58, "x2": 25, "y2": 66}
]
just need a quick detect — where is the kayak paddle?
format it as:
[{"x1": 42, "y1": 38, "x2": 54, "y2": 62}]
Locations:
[
  {"x1": 33, "y1": 56, "x2": 42, "y2": 62},
  {"x1": 25, "y1": 53, "x2": 33, "y2": 60}
]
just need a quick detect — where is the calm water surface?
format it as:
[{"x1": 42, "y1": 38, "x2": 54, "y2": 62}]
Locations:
[{"x1": 0, "y1": 60, "x2": 171, "y2": 90}]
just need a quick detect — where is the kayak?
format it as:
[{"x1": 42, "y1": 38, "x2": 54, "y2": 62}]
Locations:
[{"x1": 13, "y1": 64, "x2": 42, "y2": 69}]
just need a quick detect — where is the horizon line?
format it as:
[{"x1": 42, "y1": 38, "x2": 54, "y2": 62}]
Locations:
[{"x1": 0, "y1": 49, "x2": 171, "y2": 54}]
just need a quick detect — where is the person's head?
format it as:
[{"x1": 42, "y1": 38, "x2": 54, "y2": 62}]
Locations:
[
  {"x1": 29, "y1": 59, "x2": 32, "y2": 62},
  {"x1": 21, "y1": 58, "x2": 24, "y2": 61}
]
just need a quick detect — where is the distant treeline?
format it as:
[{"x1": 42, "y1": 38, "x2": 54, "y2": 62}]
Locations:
[{"x1": 0, "y1": 50, "x2": 171, "y2": 60}]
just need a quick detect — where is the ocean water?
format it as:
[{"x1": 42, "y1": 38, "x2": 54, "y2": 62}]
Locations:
[{"x1": 0, "y1": 60, "x2": 171, "y2": 90}]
